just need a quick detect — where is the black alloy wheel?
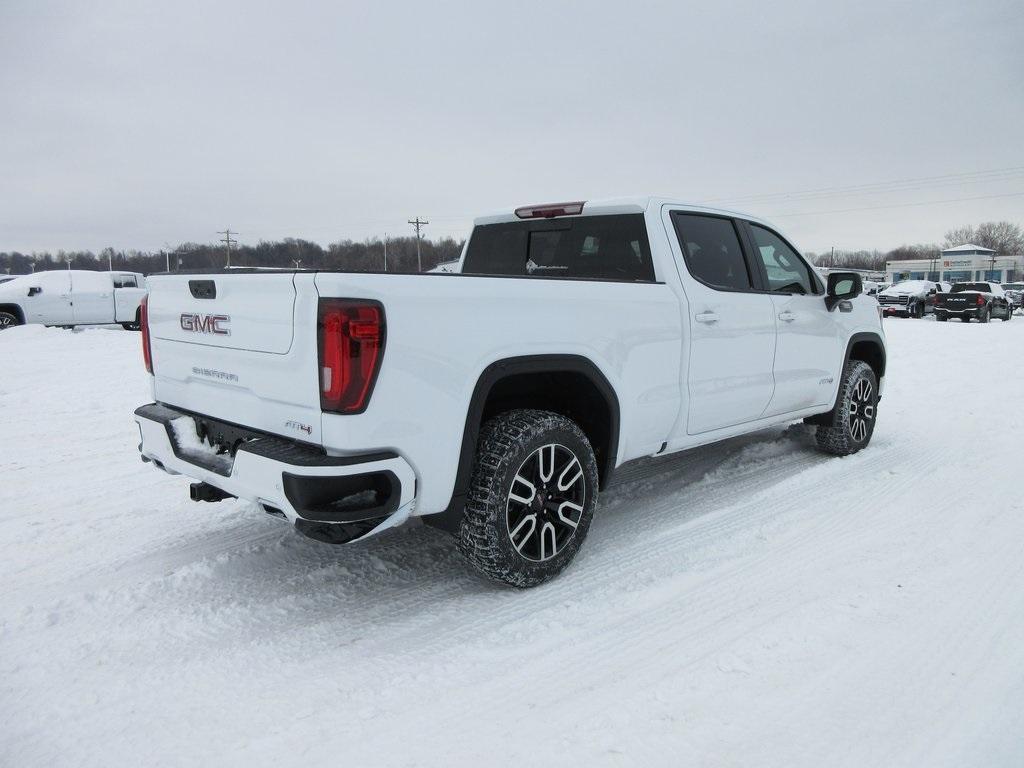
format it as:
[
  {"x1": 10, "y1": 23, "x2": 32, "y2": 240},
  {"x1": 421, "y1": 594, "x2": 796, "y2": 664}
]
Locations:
[
  {"x1": 848, "y1": 377, "x2": 875, "y2": 443},
  {"x1": 505, "y1": 443, "x2": 586, "y2": 563}
]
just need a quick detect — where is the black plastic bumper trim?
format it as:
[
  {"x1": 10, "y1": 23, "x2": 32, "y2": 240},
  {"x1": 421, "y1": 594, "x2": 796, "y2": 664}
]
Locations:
[{"x1": 134, "y1": 403, "x2": 399, "y2": 476}]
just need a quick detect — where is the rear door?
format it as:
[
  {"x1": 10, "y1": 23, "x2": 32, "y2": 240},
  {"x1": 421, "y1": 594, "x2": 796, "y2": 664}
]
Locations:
[
  {"x1": 667, "y1": 211, "x2": 777, "y2": 434},
  {"x1": 146, "y1": 272, "x2": 324, "y2": 443},
  {"x1": 70, "y1": 271, "x2": 113, "y2": 324},
  {"x1": 742, "y1": 222, "x2": 843, "y2": 415}
]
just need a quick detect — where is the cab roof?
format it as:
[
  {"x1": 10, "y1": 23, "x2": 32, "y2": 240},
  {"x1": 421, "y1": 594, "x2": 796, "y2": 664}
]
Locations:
[{"x1": 472, "y1": 197, "x2": 774, "y2": 228}]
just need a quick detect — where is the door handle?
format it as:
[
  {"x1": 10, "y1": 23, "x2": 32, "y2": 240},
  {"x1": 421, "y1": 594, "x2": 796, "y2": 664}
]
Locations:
[
  {"x1": 778, "y1": 310, "x2": 796, "y2": 322},
  {"x1": 695, "y1": 311, "x2": 718, "y2": 324}
]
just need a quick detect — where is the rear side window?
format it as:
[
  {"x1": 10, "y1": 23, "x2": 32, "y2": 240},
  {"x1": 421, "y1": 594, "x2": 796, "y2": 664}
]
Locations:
[
  {"x1": 671, "y1": 213, "x2": 752, "y2": 291},
  {"x1": 748, "y1": 224, "x2": 820, "y2": 295},
  {"x1": 462, "y1": 214, "x2": 655, "y2": 281},
  {"x1": 113, "y1": 274, "x2": 138, "y2": 288}
]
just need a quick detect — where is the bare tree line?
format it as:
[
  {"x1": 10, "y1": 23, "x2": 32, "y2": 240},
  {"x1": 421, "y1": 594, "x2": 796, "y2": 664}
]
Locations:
[
  {"x1": 3, "y1": 220, "x2": 1021, "y2": 277},
  {"x1": 0, "y1": 235, "x2": 464, "y2": 276},
  {"x1": 808, "y1": 220, "x2": 1024, "y2": 271}
]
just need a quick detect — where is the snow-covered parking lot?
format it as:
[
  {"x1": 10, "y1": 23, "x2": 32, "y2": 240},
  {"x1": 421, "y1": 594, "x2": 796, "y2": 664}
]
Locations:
[{"x1": 3, "y1": 318, "x2": 1024, "y2": 767}]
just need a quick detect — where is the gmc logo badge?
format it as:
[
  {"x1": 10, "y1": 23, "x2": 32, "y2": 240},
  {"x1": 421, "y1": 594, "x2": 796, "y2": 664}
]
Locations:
[{"x1": 180, "y1": 313, "x2": 231, "y2": 335}]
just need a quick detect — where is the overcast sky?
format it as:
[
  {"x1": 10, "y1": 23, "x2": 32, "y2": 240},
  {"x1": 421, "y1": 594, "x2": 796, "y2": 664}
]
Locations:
[{"x1": 2, "y1": 0, "x2": 1022, "y2": 255}]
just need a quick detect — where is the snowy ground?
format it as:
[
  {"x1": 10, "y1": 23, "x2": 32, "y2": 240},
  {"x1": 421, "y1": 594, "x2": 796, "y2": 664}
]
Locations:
[{"x1": 2, "y1": 318, "x2": 1024, "y2": 767}]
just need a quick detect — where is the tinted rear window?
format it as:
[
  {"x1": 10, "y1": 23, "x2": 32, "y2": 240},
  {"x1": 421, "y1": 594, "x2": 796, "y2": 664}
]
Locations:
[
  {"x1": 462, "y1": 214, "x2": 655, "y2": 281},
  {"x1": 951, "y1": 283, "x2": 990, "y2": 293}
]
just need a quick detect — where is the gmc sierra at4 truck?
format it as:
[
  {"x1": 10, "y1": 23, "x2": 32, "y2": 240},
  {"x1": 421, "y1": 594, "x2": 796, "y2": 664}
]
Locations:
[
  {"x1": 134, "y1": 198, "x2": 886, "y2": 587},
  {"x1": 0, "y1": 270, "x2": 146, "y2": 330}
]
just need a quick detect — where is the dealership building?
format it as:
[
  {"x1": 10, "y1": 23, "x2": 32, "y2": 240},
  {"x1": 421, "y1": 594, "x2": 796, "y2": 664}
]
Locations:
[{"x1": 886, "y1": 243, "x2": 1023, "y2": 284}]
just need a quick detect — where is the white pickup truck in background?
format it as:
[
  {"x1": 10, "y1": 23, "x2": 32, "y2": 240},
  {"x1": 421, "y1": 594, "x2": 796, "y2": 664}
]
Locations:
[
  {"x1": 0, "y1": 270, "x2": 147, "y2": 331},
  {"x1": 134, "y1": 198, "x2": 887, "y2": 587}
]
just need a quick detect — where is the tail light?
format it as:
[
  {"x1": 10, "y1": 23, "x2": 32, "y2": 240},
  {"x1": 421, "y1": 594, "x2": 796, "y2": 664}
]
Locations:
[
  {"x1": 140, "y1": 294, "x2": 153, "y2": 373},
  {"x1": 318, "y1": 299, "x2": 385, "y2": 414},
  {"x1": 977, "y1": 294, "x2": 985, "y2": 306}
]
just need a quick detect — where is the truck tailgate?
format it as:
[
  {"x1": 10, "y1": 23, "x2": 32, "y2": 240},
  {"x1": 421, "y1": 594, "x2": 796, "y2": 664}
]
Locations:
[
  {"x1": 146, "y1": 272, "x2": 324, "y2": 444},
  {"x1": 940, "y1": 293, "x2": 974, "y2": 311}
]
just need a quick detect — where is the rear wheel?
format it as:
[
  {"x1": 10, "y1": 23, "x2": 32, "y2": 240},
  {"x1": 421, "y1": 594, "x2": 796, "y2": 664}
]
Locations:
[
  {"x1": 979, "y1": 307, "x2": 990, "y2": 323},
  {"x1": 814, "y1": 361, "x2": 878, "y2": 457},
  {"x1": 936, "y1": 313, "x2": 948, "y2": 322},
  {"x1": 0, "y1": 311, "x2": 20, "y2": 330},
  {"x1": 913, "y1": 301, "x2": 925, "y2": 318},
  {"x1": 458, "y1": 409, "x2": 598, "y2": 588}
]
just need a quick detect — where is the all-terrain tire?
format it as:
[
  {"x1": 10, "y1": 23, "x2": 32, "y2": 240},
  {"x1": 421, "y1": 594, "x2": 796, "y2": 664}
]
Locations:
[
  {"x1": 0, "y1": 311, "x2": 20, "y2": 330},
  {"x1": 814, "y1": 361, "x2": 878, "y2": 457},
  {"x1": 1001, "y1": 306, "x2": 1012, "y2": 321},
  {"x1": 458, "y1": 409, "x2": 599, "y2": 588}
]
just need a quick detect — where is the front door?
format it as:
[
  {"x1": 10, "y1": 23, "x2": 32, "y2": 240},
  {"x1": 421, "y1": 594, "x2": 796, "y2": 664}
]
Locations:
[
  {"x1": 24, "y1": 271, "x2": 73, "y2": 325},
  {"x1": 743, "y1": 222, "x2": 843, "y2": 415},
  {"x1": 668, "y1": 211, "x2": 777, "y2": 435}
]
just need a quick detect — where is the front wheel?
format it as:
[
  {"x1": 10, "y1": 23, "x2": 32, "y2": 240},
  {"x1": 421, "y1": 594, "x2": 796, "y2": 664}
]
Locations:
[
  {"x1": 458, "y1": 409, "x2": 599, "y2": 588},
  {"x1": 936, "y1": 313, "x2": 948, "y2": 322},
  {"x1": 979, "y1": 307, "x2": 990, "y2": 323},
  {"x1": 814, "y1": 361, "x2": 878, "y2": 457},
  {"x1": 0, "y1": 311, "x2": 19, "y2": 330}
]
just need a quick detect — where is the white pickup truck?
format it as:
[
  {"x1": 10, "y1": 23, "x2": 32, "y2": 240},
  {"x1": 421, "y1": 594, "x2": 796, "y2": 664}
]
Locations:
[
  {"x1": 0, "y1": 270, "x2": 147, "y2": 331},
  {"x1": 134, "y1": 198, "x2": 886, "y2": 587}
]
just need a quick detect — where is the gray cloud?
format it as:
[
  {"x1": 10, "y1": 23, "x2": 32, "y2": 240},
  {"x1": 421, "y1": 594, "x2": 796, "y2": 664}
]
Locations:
[{"x1": 2, "y1": 0, "x2": 1022, "y2": 255}]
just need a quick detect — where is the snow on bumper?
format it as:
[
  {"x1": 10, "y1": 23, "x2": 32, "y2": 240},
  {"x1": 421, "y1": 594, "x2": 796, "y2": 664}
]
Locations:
[{"x1": 134, "y1": 403, "x2": 416, "y2": 541}]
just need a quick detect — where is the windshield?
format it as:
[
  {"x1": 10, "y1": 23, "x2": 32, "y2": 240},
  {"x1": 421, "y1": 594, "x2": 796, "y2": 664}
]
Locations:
[
  {"x1": 951, "y1": 283, "x2": 991, "y2": 293},
  {"x1": 0, "y1": 274, "x2": 30, "y2": 288}
]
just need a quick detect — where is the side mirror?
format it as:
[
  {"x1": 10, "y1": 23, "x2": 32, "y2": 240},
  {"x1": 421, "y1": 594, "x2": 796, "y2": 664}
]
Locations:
[
  {"x1": 825, "y1": 272, "x2": 862, "y2": 311},
  {"x1": 27, "y1": 286, "x2": 42, "y2": 297}
]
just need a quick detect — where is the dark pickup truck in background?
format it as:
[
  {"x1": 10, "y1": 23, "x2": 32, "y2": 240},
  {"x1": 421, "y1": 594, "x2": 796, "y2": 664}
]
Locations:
[{"x1": 934, "y1": 282, "x2": 1013, "y2": 323}]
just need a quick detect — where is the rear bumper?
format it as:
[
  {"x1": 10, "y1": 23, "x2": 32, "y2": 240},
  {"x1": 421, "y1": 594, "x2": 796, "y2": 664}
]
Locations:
[{"x1": 134, "y1": 403, "x2": 417, "y2": 541}]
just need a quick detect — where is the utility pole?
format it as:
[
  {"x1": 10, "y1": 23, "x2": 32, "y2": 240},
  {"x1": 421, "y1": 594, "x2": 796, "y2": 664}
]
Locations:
[
  {"x1": 383, "y1": 233, "x2": 388, "y2": 272},
  {"x1": 292, "y1": 258, "x2": 302, "y2": 269},
  {"x1": 107, "y1": 249, "x2": 113, "y2": 272},
  {"x1": 218, "y1": 228, "x2": 238, "y2": 268},
  {"x1": 408, "y1": 217, "x2": 429, "y2": 272}
]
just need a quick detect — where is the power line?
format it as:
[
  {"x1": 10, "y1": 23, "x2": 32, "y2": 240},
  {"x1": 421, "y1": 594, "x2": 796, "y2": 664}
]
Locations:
[
  {"x1": 217, "y1": 228, "x2": 238, "y2": 268},
  {"x1": 768, "y1": 189, "x2": 1024, "y2": 218},
  {"x1": 700, "y1": 164, "x2": 1024, "y2": 206}
]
